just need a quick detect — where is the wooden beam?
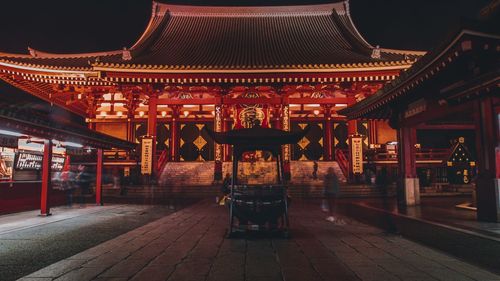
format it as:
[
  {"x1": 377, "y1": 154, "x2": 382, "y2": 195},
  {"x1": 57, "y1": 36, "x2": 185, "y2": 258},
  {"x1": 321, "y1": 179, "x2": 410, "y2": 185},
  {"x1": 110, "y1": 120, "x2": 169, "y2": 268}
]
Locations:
[
  {"x1": 288, "y1": 97, "x2": 355, "y2": 105},
  {"x1": 157, "y1": 97, "x2": 218, "y2": 105},
  {"x1": 416, "y1": 124, "x2": 475, "y2": 130},
  {"x1": 96, "y1": 148, "x2": 103, "y2": 206}
]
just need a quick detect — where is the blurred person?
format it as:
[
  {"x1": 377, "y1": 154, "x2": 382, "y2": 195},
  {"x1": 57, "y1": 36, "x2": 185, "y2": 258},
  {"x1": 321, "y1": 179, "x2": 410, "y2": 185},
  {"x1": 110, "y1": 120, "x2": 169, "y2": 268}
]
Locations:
[
  {"x1": 312, "y1": 161, "x2": 318, "y2": 180},
  {"x1": 62, "y1": 165, "x2": 77, "y2": 206},
  {"x1": 76, "y1": 165, "x2": 92, "y2": 205},
  {"x1": 323, "y1": 167, "x2": 344, "y2": 224}
]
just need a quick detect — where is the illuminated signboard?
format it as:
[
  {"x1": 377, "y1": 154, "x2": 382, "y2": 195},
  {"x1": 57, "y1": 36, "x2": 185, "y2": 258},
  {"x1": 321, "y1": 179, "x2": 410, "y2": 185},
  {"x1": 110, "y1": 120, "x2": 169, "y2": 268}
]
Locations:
[
  {"x1": 14, "y1": 152, "x2": 65, "y2": 171},
  {"x1": 141, "y1": 137, "x2": 153, "y2": 175},
  {"x1": 350, "y1": 135, "x2": 364, "y2": 174}
]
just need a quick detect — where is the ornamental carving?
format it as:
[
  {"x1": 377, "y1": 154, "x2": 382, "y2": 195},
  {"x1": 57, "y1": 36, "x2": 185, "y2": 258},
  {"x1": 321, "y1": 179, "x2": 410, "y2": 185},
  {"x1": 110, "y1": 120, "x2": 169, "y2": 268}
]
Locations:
[
  {"x1": 239, "y1": 106, "x2": 265, "y2": 128},
  {"x1": 178, "y1": 92, "x2": 193, "y2": 99}
]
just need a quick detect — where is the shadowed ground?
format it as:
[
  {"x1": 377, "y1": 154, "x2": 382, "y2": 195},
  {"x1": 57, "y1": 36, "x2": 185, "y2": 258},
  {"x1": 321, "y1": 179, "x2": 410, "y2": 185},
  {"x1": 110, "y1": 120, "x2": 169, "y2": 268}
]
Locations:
[
  {"x1": 9, "y1": 200, "x2": 500, "y2": 281},
  {"x1": 0, "y1": 204, "x2": 183, "y2": 281}
]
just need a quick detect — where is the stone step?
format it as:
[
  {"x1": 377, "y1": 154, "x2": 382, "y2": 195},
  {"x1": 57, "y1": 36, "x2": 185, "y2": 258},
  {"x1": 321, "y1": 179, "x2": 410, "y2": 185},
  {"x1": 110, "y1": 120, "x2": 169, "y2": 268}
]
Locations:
[{"x1": 104, "y1": 184, "x2": 395, "y2": 199}]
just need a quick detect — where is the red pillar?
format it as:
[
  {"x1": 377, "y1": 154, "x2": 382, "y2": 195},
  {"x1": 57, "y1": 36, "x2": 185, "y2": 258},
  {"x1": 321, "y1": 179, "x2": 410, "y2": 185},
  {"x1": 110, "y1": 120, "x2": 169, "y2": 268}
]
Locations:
[
  {"x1": 397, "y1": 126, "x2": 420, "y2": 206},
  {"x1": 281, "y1": 103, "x2": 291, "y2": 181},
  {"x1": 148, "y1": 94, "x2": 158, "y2": 175},
  {"x1": 127, "y1": 113, "x2": 135, "y2": 143},
  {"x1": 369, "y1": 120, "x2": 378, "y2": 145},
  {"x1": 214, "y1": 104, "x2": 223, "y2": 181},
  {"x1": 324, "y1": 105, "x2": 332, "y2": 161},
  {"x1": 96, "y1": 148, "x2": 103, "y2": 206},
  {"x1": 474, "y1": 97, "x2": 499, "y2": 222},
  {"x1": 40, "y1": 140, "x2": 52, "y2": 216},
  {"x1": 346, "y1": 119, "x2": 358, "y2": 182},
  {"x1": 347, "y1": 119, "x2": 357, "y2": 136},
  {"x1": 223, "y1": 107, "x2": 231, "y2": 162},
  {"x1": 273, "y1": 105, "x2": 282, "y2": 130},
  {"x1": 170, "y1": 106, "x2": 179, "y2": 161}
]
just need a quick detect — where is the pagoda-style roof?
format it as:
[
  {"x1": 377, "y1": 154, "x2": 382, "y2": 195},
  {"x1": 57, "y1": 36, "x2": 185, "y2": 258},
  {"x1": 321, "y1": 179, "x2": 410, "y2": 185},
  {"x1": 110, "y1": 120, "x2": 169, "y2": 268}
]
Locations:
[
  {"x1": 207, "y1": 127, "x2": 307, "y2": 146},
  {"x1": 206, "y1": 126, "x2": 308, "y2": 157},
  {"x1": 0, "y1": 102, "x2": 135, "y2": 149},
  {"x1": 0, "y1": 1, "x2": 424, "y2": 73},
  {"x1": 339, "y1": 22, "x2": 500, "y2": 121}
]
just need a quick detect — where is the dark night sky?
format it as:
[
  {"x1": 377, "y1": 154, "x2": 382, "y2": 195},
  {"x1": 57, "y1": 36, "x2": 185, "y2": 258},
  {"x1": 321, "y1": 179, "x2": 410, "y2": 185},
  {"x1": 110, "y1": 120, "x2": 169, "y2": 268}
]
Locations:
[{"x1": 0, "y1": 0, "x2": 492, "y2": 114}]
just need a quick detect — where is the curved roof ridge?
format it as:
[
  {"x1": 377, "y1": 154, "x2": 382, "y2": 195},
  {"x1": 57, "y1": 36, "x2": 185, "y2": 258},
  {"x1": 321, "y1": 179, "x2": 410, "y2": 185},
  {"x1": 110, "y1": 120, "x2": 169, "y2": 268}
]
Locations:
[
  {"x1": 0, "y1": 51, "x2": 32, "y2": 58},
  {"x1": 341, "y1": 1, "x2": 372, "y2": 48},
  {"x1": 25, "y1": 47, "x2": 122, "y2": 59},
  {"x1": 380, "y1": 48, "x2": 427, "y2": 56},
  {"x1": 152, "y1": 1, "x2": 346, "y2": 15}
]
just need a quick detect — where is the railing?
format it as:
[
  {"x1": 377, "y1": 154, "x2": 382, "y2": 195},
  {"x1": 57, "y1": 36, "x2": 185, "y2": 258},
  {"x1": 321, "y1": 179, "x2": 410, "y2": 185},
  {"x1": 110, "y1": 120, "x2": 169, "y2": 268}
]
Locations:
[
  {"x1": 335, "y1": 149, "x2": 349, "y2": 178},
  {"x1": 416, "y1": 148, "x2": 450, "y2": 160},
  {"x1": 157, "y1": 149, "x2": 169, "y2": 173},
  {"x1": 103, "y1": 149, "x2": 129, "y2": 160},
  {"x1": 369, "y1": 148, "x2": 450, "y2": 162}
]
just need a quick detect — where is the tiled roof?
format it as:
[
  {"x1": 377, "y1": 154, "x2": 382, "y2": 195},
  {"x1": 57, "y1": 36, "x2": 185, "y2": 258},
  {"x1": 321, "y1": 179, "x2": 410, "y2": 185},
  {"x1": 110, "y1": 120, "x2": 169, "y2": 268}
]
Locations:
[
  {"x1": 0, "y1": 102, "x2": 135, "y2": 149},
  {"x1": 338, "y1": 22, "x2": 500, "y2": 120},
  {"x1": 0, "y1": 1, "x2": 424, "y2": 72}
]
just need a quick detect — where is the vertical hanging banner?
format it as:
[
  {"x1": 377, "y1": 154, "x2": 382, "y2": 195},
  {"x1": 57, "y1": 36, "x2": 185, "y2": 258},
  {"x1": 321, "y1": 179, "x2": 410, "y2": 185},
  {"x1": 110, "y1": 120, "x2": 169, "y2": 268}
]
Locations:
[
  {"x1": 350, "y1": 135, "x2": 364, "y2": 174},
  {"x1": 141, "y1": 136, "x2": 154, "y2": 175}
]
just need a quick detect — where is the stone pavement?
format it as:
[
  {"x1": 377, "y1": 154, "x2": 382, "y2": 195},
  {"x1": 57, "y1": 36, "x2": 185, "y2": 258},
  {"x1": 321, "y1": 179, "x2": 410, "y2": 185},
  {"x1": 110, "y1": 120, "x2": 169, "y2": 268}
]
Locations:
[
  {"x1": 17, "y1": 200, "x2": 500, "y2": 281},
  {"x1": 0, "y1": 204, "x2": 179, "y2": 281}
]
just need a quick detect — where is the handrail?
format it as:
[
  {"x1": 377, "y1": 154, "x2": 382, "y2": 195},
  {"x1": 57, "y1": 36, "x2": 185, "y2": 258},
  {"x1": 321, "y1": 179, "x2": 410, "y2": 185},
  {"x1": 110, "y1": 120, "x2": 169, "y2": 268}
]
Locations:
[
  {"x1": 335, "y1": 149, "x2": 349, "y2": 178},
  {"x1": 157, "y1": 149, "x2": 168, "y2": 173},
  {"x1": 368, "y1": 148, "x2": 450, "y2": 161}
]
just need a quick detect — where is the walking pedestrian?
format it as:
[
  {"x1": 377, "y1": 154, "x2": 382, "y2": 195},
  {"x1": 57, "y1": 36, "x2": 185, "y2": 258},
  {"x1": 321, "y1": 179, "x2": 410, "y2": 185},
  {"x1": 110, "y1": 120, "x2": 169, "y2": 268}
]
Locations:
[
  {"x1": 312, "y1": 161, "x2": 318, "y2": 180},
  {"x1": 323, "y1": 167, "x2": 344, "y2": 224}
]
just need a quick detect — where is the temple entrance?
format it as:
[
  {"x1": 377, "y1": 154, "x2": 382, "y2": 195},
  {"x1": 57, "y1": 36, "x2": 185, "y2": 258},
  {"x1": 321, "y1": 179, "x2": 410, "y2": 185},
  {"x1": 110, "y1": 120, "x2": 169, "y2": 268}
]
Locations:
[{"x1": 179, "y1": 122, "x2": 214, "y2": 161}]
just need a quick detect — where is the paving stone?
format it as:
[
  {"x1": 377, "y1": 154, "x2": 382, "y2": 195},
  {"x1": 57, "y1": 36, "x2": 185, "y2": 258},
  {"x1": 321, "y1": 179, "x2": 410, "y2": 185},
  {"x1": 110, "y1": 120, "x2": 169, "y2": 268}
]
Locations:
[
  {"x1": 17, "y1": 277, "x2": 52, "y2": 281},
  {"x1": 54, "y1": 266, "x2": 108, "y2": 281},
  {"x1": 98, "y1": 258, "x2": 150, "y2": 278},
  {"x1": 174, "y1": 258, "x2": 213, "y2": 276},
  {"x1": 129, "y1": 265, "x2": 174, "y2": 281},
  {"x1": 282, "y1": 266, "x2": 322, "y2": 281},
  {"x1": 348, "y1": 265, "x2": 400, "y2": 281},
  {"x1": 26, "y1": 259, "x2": 86, "y2": 278},
  {"x1": 13, "y1": 200, "x2": 500, "y2": 281}
]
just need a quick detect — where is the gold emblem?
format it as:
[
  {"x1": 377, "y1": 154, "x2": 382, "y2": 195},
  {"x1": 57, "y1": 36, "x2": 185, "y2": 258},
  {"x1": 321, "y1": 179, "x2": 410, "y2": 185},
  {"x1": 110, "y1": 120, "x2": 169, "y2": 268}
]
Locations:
[{"x1": 239, "y1": 106, "x2": 265, "y2": 128}]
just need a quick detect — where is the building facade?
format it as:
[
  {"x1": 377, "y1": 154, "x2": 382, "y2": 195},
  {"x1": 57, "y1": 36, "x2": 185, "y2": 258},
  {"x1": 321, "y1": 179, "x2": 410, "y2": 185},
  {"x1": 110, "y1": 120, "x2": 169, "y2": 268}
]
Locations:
[{"x1": 0, "y1": 1, "x2": 424, "y2": 180}]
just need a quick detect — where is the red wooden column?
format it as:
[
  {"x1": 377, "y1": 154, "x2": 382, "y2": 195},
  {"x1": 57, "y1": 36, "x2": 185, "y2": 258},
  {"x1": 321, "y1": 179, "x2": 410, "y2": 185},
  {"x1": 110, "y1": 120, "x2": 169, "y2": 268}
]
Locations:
[
  {"x1": 324, "y1": 105, "x2": 333, "y2": 161},
  {"x1": 127, "y1": 115, "x2": 135, "y2": 142},
  {"x1": 148, "y1": 93, "x2": 158, "y2": 176},
  {"x1": 346, "y1": 89, "x2": 358, "y2": 180},
  {"x1": 397, "y1": 126, "x2": 420, "y2": 206},
  {"x1": 40, "y1": 140, "x2": 52, "y2": 216},
  {"x1": 170, "y1": 106, "x2": 179, "y2": 161},
  {"x1": 95, "y1": 148, "x2": 103, "y2": 206},
  {"x1": 474, "y1": 97, "x2": 499, "y2": 222},
  {"x1": 273, "y1": 105, "x2": 282, "y2": 130},
  {"x1": 222, "y1": 107, "x2": 231, "y2": 162},
  {"x1": 347, "y1": 120, "x2": 357, "y2": 136},
  {"x1": 214, "y1": 104, "x2": 223, "y2": 180},
  {"x1": 369, "y1": 120, "x2": 378, "y2": 145},
  {"x1": 281, "y1": 103, "x2": 291, "y2": 181},
  {"x1": 87, "y1": 97, "x2": 97, "y2": 130}
]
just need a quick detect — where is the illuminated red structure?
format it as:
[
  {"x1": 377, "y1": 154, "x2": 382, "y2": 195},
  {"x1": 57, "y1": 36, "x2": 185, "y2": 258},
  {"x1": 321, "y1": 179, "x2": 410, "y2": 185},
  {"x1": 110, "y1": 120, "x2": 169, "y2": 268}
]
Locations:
[
  {"x1": 341, "y1": 24, "x2": 499, "y2": 222},
  {"x1": 0, "y1": 2, "x2": 425, "y2": 181}
]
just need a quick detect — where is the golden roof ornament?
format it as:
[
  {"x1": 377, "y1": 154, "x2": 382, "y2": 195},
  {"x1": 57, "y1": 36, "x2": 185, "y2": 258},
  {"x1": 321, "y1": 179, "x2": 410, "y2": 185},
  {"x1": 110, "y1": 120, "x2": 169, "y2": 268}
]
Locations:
[
  {"x1": 122, "y1": 47, "x2": 132, "y2": 61},
  {"x1": 371, "y1": 45, "x2": 381, "y2": 59}
]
